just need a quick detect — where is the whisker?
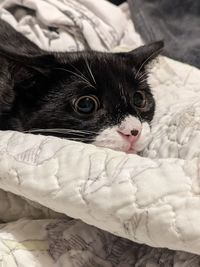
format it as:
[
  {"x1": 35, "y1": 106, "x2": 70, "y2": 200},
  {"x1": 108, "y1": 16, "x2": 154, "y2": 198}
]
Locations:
[
  {"x1": 24, "y1": 127, "x2": 170, "y2": 146},
  {"x1": 135, "y1": 49, "x2": 162, "y2": 79},
  {"x1": 24, "y1": 128, "x2": 170, "y2": 147},
  {"x1": 84, "y1": 57, "x2": 96, "y2": 84},
  {"x1": 137, "y1": 73, "x2": 147, "y2": 83},
  {"x1": 54, "y1": 67, "x2": 95, "y2": 89},
  {"x1": 138, "y1": 79, "x2": 147, "y2": 85},
  {"x1": 137, "y1": 72, "x2": 147, "y2": 80},
  {"x1": 63, "y1": 137, "x2": 95, "y2": 141},
  {"x1": 24, "y1": 128, "x2": 98, "y2": 135},
  {"x1": 68, "y1": 62, "x2": 91, "y2": 85},
  {"x1": 24, "y1": 132, "x2": 96, "y2": 142}
]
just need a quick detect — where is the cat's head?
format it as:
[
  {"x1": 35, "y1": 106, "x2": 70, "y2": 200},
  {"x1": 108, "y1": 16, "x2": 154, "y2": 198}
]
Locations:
[{"x1": 0, "y1": 19, "x2": 163, "y2": 153}]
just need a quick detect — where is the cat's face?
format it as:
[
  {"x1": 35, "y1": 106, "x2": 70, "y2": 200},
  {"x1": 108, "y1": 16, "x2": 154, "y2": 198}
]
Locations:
[
  {"x1": 0, "y1": 20, "x2": 163, "y2": 153},
  {"x1": 19, "y1": 52, "x2": 156, "y2": 153}
]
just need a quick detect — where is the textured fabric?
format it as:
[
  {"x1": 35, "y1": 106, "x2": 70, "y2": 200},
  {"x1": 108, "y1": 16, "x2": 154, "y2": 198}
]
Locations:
[
  {"x1": 0, "y1": 0, "x2": 126, "y2": 51},
  {"x1": 128, "y1": 0, "x2": 200, "y2": 69},
  {"x1": 0, "y1": 219, "x2": 200, "y2": 267}
]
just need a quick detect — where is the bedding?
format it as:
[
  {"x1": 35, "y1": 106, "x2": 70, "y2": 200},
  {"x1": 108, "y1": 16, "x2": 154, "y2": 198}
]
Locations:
[
  {"x1": 0, "y1": 0, "x2": 126, "y2": 51},
  {"x1": 0, "y1": 0, "x2": 200, "y2": 266}
]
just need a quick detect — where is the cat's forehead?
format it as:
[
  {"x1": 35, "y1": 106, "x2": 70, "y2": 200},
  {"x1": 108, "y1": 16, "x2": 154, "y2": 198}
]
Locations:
[
  {"x1": 76, "y1": 52, "x2": 133, "y2": 71},
  {"x1": 58, "y1": 51, "x2": 133, "y2": 71},
  {"x1": 53, "y1": 51, "x2": 149, "y2": 99},
  {"x1": 58, "y1": 51, "x2": 138, "y2": 86}
]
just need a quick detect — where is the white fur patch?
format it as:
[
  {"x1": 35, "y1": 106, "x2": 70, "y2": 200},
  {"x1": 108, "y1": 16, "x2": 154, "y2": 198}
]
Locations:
[
  {"x1": 118, "y1": 116, "x2": 142, "y2": 135},
  {"x1": 93, "y1": 116, "x2": 151, "y2": 153}
]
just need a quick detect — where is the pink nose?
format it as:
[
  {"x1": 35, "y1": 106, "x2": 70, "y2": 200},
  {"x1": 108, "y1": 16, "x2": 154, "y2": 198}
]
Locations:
[
  {"x1": 117, "y1": 116, "x2": 142, "y2": 145},
  {"x1": 118, "y1": 128, "x2": 140, "y2": 144}
]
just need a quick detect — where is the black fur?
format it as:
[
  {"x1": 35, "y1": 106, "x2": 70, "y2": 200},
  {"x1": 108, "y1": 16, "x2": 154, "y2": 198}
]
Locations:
[{"x1": 0, "y1": 19, "x2": 163, "y2": 142}]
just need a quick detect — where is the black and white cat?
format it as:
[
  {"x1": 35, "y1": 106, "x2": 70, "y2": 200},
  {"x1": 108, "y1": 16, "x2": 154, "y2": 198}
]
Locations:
[{"x1": 0, "y1": 19, "x2": 163, "y2": 153}]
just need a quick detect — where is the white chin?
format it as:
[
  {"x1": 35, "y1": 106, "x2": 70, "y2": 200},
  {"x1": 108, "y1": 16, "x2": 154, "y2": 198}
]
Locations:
[{"x1": 92, "y1": 122, "x2": 151, "y2": 153}]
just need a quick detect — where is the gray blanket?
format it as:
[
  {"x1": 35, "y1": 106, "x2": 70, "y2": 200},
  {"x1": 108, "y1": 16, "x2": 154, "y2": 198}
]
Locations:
[{"x1": 128, "y1": 0, "x2": 200, "y2": 69}]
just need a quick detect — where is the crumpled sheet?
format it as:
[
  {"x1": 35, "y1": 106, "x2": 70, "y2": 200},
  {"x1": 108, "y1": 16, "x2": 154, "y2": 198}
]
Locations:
[
  {"x1": 0, "y1": 0, "x2": 126, "y2": 51},
  {"x1": 0, "y1": 0, "x2": 200, "y2": 266}
]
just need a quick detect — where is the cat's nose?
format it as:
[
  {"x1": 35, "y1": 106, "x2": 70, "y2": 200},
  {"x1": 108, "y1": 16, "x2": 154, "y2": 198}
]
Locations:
[
  {"x1": 131, "y1": 129, "x2": 139, "y2": 136},
  {"x1": 118, "y1": 128, "x2": 140, "y2": 144},
  {"x1": 117, "y1": 116, "x2": 142, "y2": 144}
]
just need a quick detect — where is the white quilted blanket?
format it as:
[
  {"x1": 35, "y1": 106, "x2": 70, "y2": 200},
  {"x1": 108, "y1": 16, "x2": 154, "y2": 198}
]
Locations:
[{"x1": 0, "y1": 0, "x2": 200, "y2": 266}]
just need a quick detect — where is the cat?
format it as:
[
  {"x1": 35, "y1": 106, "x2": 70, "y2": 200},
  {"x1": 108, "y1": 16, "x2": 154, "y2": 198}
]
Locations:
[{"x1": 0, "y1": 19, "x2": 163, "y2": 153}]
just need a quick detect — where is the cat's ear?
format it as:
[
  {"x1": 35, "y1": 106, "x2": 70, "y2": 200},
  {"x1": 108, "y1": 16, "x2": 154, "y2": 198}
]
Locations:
[
  {"x1": 0, "y1": 39, "x2": 54, "y2": 73},
  {"x1": 119, "y1": 41, "x2": 164, "y2": 69},
  {"x1": 0, "y1": 19, "x2": 56, "y2": 72},
  {"x1": 0, "y1": 21, "x2": 58, "y2": 107},
  {"x1": 0, "y1": 19, "x2": 42, "y2": 56}
]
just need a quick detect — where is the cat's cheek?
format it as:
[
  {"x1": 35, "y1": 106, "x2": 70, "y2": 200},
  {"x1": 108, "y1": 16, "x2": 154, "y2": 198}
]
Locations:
[
  {"x1": 92, "y1": 126, "x2": 129, "y2": 152},
  {"x1": 133, "y1": 122, "x2": 152, "y2": 152}
]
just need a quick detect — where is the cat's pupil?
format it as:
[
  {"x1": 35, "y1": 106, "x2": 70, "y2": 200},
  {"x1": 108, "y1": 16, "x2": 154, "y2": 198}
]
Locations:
[
  {"x1": 75, "y1": 96, "x2": 98, "y2": 114},
  {"x1": 133, "y1": 91, "x2": 146, "y2": 108}
]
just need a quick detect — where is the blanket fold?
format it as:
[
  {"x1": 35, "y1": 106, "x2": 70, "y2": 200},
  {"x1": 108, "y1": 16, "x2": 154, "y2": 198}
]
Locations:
[{"x1": 0, "y1": 124, "x2": 200, "y2": 256}]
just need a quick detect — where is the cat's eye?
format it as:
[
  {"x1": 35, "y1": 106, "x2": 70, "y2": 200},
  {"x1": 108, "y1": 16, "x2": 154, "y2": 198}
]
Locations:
[
  {"x1": 74, "y1": 95, "x2": 100, "y2": 115},
  {"x1": 133, "y1": 91, "x2": 146, "y2": 109}
]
